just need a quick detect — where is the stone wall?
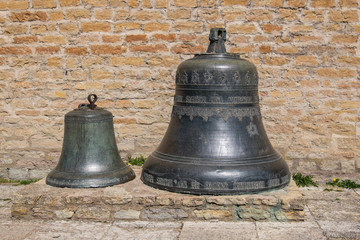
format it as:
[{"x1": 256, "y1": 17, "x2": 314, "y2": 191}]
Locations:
[{"x1": 0, "y1": 0, "x2": 359, "y2": 179}]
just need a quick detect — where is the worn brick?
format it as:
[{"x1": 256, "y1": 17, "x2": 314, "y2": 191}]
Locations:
[
  {"x1": 285, "y1": 0, "x2": 305, "y2": 7},
  {"x1": 49, "y1": 11, "x2": 64, "y2": 21},
  {"x1": 155, "y1": 0, "x2": 169, "y2": 8},
  {"x1": 261, "y1": 24, "x2": 282, "y2": 33},
  {"x1": 10, "y1": 11, "x2": 47, "y2": 22},
  {"x1": 153, "y1": 34, "x2": 177, "y2": 42},
  {"x1": 84, "y1": 0, "x2": 108, "y2": 7},
  {"x1": 59, "y1": 23, "x2": 79, "y2": 34},
  {"x1": 0, "y1": 1, "x2": 29, "y2": 10},
  {"x1": 331, "y1": 35, "x2": 358, "y2": 43},
  {"x1": 4, "y1": 24, "x2": 28, "y2": 35}
]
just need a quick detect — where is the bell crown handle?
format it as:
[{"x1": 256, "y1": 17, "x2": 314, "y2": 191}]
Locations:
[
  {"x1": 206, "y1": 28, "x2": 227, "y2": 54},
  {"x1": 78, "y1": 94, "x2": 98, "y2": 110}
]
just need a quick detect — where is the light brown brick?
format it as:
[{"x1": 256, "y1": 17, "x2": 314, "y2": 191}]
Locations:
[
  {"x1": 33, "y1": 0, "x2": 56, "y2": 8},
  {"x1": 95, "y1": 9, "x2": 112, "y2": 20},
  {"x1": 0, "y1": 47, "x2": 32, "y2": 55},
  {"x1": 248, "y1": 10, "x2": 273, "y2": 21},
  {"x1": 109, "y1": 0, "x2": 127, "y2": 7},
  {"x1": 337, "y1": 56, "x2": 360, "y2": 65},
  {"x1": 171, "y1": 44, "x2": 205, "y2": 54},
  {"x1": 116, "y1": 100, "x2": 132, "y2": 108},
  {"x1": 173, "y1": 0, "x2": 197, "y2": 7},
  {"x1": 278, "y1": 9, "x2": 298, "y2": 21},
  {"x1": 331, "y1": 35, "x2": 357, "y2": 43},
  {"x1": 59, "y1": 23, "x2": 79, "y2": 34},
  {"x1": 328, "y1": 10, "x2": 358, "y2": 22},
  {"x1": 13, "y1": 36, "x2": 38, "y2": 44},
  {"x1": 132, "y1": 10, "x2": 163, "y2": 20},
  {"x1": 4, "y1": 24, "x2": 27, "y2": 35},
  {"x1": 10, "y1": 11, "x2": 47, "y2": 22},
  {"x1": 15, "y1": 110, "x2": 41, "y2": 116},
  {"x1": 130, "y1": 44, "x2": 168, "y2": 53},
  {"x1": 65, "y1": 9, "x2": 90, "y2": 20},
  {"x1": 289, "y1": 25, "x2": 314, "y2": 33},
  {"x1": 91, "y1": 69, "x2": 113, "y2": 80},
  {"x1": 285, "y1": 0, "x2": 305, "y2": 7},
  {"x1": 254, "y1": 0, "x2": 282, "y2": 7},
  {"x1": 295, "y1": 56, "x2": 318, "y2": 66},
  {"x1": 223, "y1": 0, "x2": 249, "y2": 5},
  {"x1": 261, "y1": 24, "x2": 282, "y2": 33},
  {"x1": 155, "y1": 0, "x2": 169, "y2": 8},
  {"x1": 311, "y1": 0, "x2": 335, "y2": 7},
  {"x1": 167, "y1": 9, "x2": 191, "y2": 20},
  {"x1": 277, "y1": 46, "x2": 299, "y2": 54},
  {"x1": 40, "y1": 35, "x2": 66, "y2": 44},
  {"x1": 90, "y1": 45, "x2": 126, "y2": 55},
  {"x1": 35, "y1": 46, "x2": 60, "y2": 54},
  {"x1": 144, "y1": 22, "x2": 170, "y2": 32},
  {"x1": 75, "y1": 82, "x2": 103, "y2": 90},
  {"x1": 114, "y1": 23, "x2": 141, "y2": 32},
  {"x1": 259, "y1": 45, "x2": 271, "y2": 53},
  {"x1": 125, "y1": 34, "x2": 147, "y2": 42},
  {"x1": 0, "y1": 1, "x2": 29, "y2": 10},
  {"x1": 102, "y1": 35, "x2": 122, "y2": 43},
  {"x1": 59, "y1": 0, "x2": 81, "y2": 6},
  {"x1": 49, "y1": 11, "x2": 64, "y2": 21},
  {"x1": 81, "y1": 22, "x2": 111, "y2": 32},
  {"x1": 153, "y1": 34, "x2": 176, "y2": 42},
  {"x1": 134, "y1": 99, "x2": 157, "y2": 109},
  {"x1": 223, "y1": 10, "x2": 246, "y2": 21},
  {"x1": 228, "y1": 24, "x2": 257, "y2": 34},
  {"x1": 264, "y1": 56, "x2": 290, "y2": 65},
  {"x1": 110, "y1": 57, "x2": 146, "y2": 66},
  {"x1": 315, "y1": 68, "x2": 355, "y2": 78},
  {"x1": 339, "y1": 0, "x2": 358, "y2": 7},
  {"x1": 83, "y1": 0, "x2": 108, "y2": 7},
  {"x1": 304, "y1": 10, "x2": 324, "y2": 22},
  {"x1": 30, "y1": 25, "x2": 46, "y2": 34},
  {"x1": 65, "y1": 47, "x2": 88, "y2": 55}
]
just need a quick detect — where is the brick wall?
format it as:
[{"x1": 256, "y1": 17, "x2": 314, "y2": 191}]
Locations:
[{"x1": 0, "y1": 0, "x2": 359, "y2": 179}]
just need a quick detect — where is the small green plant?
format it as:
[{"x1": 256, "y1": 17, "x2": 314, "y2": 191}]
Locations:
[
  {"x1": 127, "y1": 155, "x2": 146, "y2": 166},
  {"x1": 326, "y1": 178, "x2": 360, "y2": 189},
  {"x1": 0, "y1": 178, "x2": 39, "y2": 185},
  {"x1": 292, "y1": 173, "x2": 318, "y2": 187}
]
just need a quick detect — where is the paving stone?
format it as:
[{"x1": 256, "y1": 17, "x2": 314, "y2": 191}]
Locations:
[
  {"x1": 307, "y1": 199, "x2": 360, "y2": 221},
  {"x1": 113, "y1": 220, "x2": 182, "y2": 229},
  {"x1": 318, "y1": 221, "x2": 360, "y2": 239},
  {"x1": 24, "y1": 220, "x2": 111, "y2": 240},
  {"x1": 0, "y1": 220, "x2": 37, "y2": 240},
  {"x1": 103, "y1": 225, "x2": 180, "y2": 240},
  {"x1": 256, "y1": 222, "x2": 327, "y2": 240},
  {"x1": 179, "y1": 221, "x2": 257, "y2": 240}
]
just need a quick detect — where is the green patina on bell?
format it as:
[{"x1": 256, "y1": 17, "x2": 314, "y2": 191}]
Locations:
[{"x1": 46, "y1": 94, "x2": 135, "y2": 188}]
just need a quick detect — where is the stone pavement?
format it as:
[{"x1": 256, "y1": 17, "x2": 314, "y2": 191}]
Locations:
[{"x1": 1, "y1": 173, "x2": 360, "y2": 240}]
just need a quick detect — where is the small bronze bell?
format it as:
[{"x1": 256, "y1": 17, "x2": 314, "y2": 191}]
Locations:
[
  {"x1": 46, "y1": 94, "x2": 135, "y2": 188},
  {"x1": 141, "y1": 28, "x2": 290, "y2": 195}
]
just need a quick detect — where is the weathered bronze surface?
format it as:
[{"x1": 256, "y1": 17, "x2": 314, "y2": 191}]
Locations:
[
  {"x1": 141, "y1": 28, "x2": 290, "y2": 195},
  {"x1": 46, "y1": 94, "x2": 135, "y2": 188}
]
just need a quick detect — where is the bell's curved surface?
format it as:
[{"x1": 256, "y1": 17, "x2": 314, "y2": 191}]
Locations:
[
  {"x1": 46, "y1": 94, "x2": 135, "y2": 188},
  {"x1": 141, "y1": 28, "x2": 290, "y2": 195}
]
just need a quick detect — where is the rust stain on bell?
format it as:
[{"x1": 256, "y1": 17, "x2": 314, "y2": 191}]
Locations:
[{"x1": 141, "y1": 28, "x2": 290, "y2": 195}]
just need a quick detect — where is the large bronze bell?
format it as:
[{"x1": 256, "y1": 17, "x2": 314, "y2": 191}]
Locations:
[
  {"x1": 46, "y1": 94, "x2": 135, "y2": 188},
  {"x1": 141, "y1": 28, "x2": 290, "y2": 195}
]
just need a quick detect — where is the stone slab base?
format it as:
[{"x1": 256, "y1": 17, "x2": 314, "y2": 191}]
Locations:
[{"x1": 11, "y1": 169, "x2": 304, "y2": 222}]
